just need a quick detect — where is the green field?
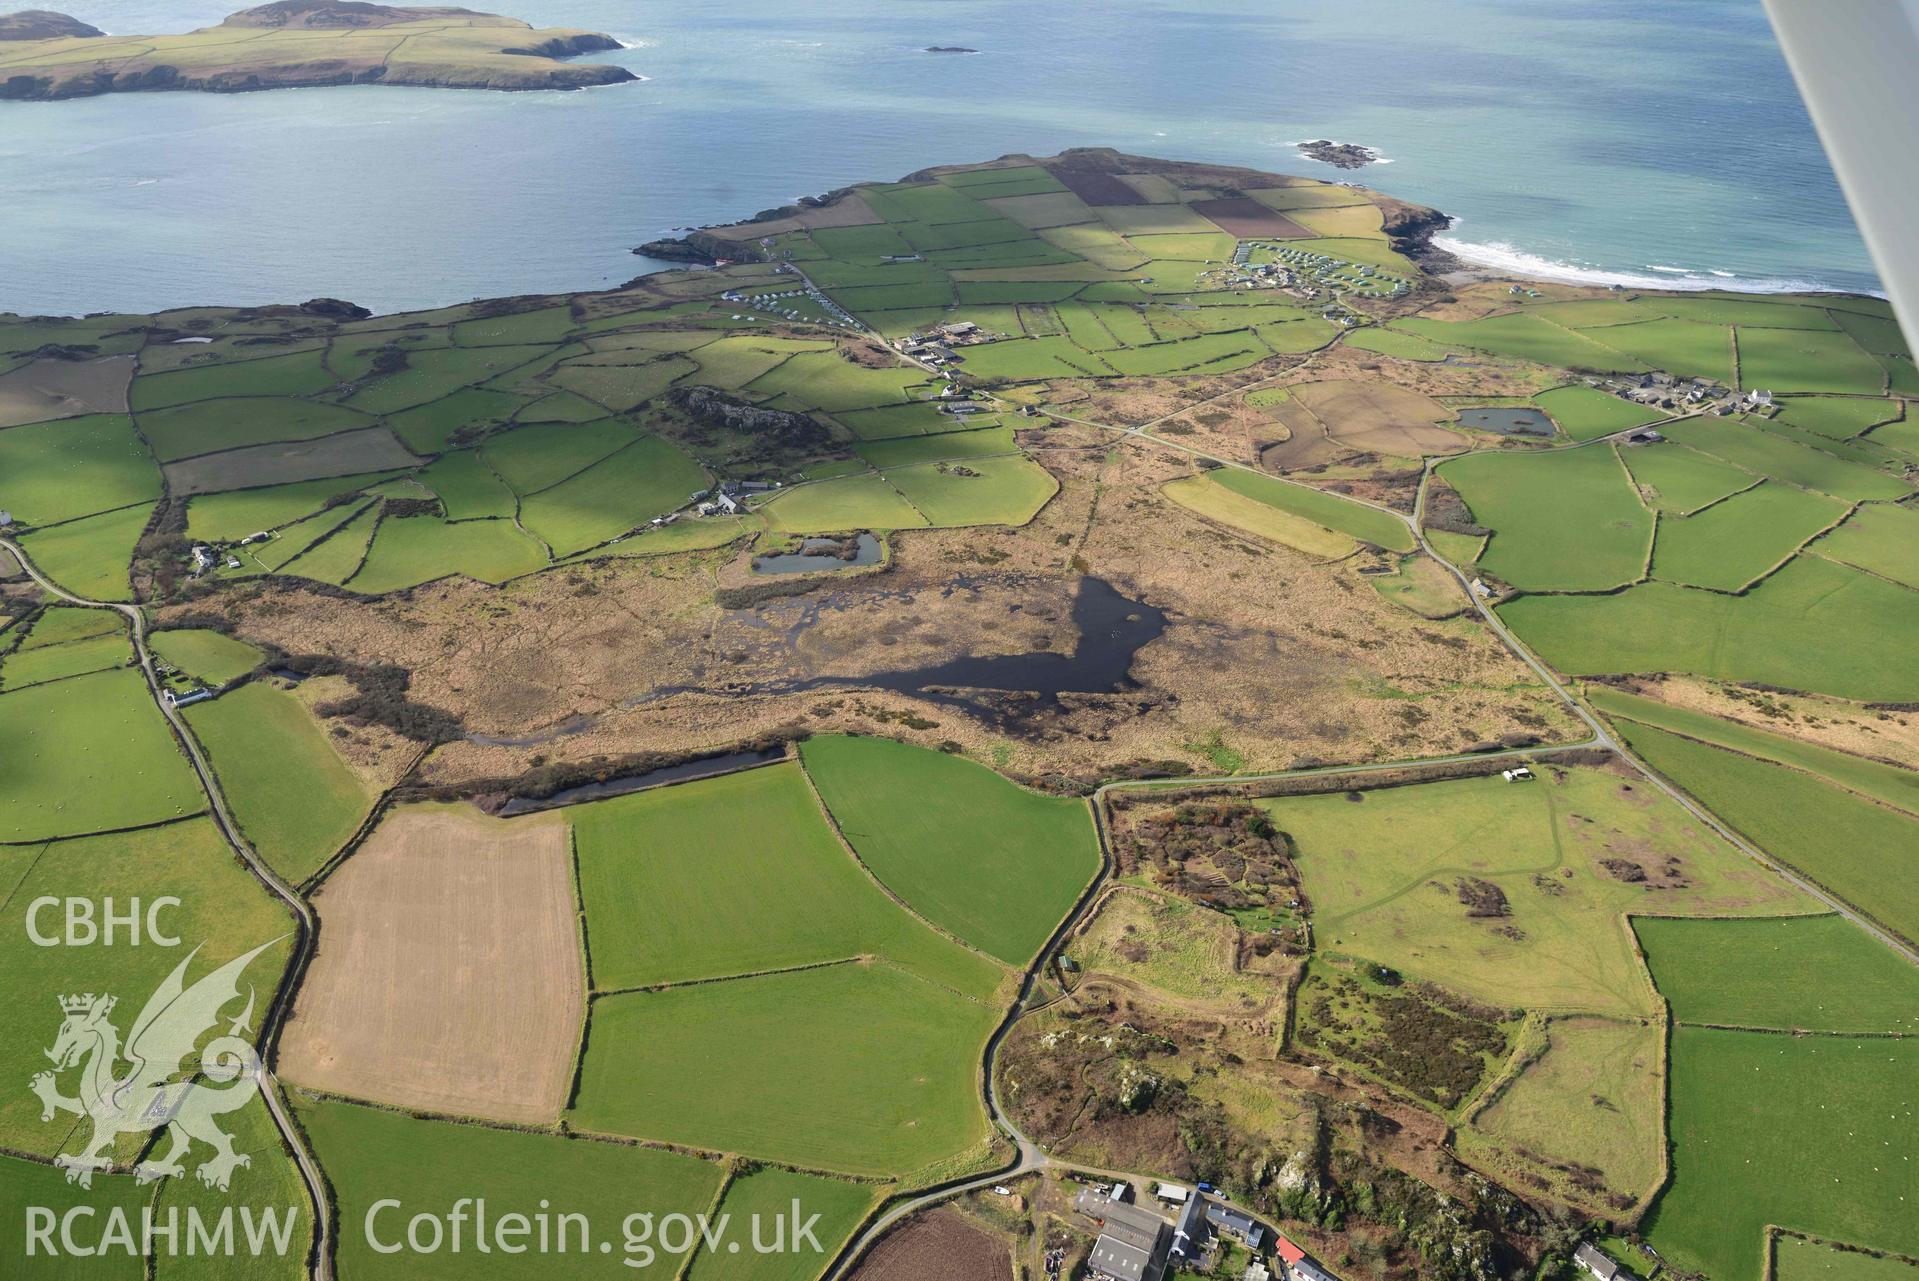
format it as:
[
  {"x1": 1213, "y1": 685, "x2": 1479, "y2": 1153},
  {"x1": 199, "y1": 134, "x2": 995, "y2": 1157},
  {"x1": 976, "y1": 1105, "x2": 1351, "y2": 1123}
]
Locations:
[
  {"x1": 1620, "y1": 443, "x2": 1755, "y2": 513},
  {"x1": 1815, "y1": 502, "x2": 1919, "y2": 589},
  {"x1": 801, "y1": 735, "x2": 1101, "y2": 965},
  {"x1": 1268, "y1": 767, "x2": 1809, "y2": 1017},
  {"x1": 1634, "y1": 914, "x2": 1919, "y2": 1034},
  {"x1": 1775, "y1": 1237, "x2": 1919, "y2": 1281},
  {"x1": 1441, "y1": 446, "x2": 1651, "y2": 591},
  {"x1": 1207, "y1": 468, "x2": 1415, "y2": 552},
  {"x1": 138, "y1": 397, "x2": 372, "y2": 461},
  {"x1": 298, "y1": 1096, "x2": 723, "y2": 1279},
  {"x1": 1467, "y1": 1015, "x2": 1663, "y2": 1207},
  {"x1": 1162, "y1": 474, "x2": 1355, "y2": 559},
  {"x1": 182, "y1": 471, "x2": 399, "y2": 543},
  {"x1": 150, "y1": 1097, "x2": 312, "y2": 1281},
  {"x1": 1, "y1": 629, "x2": 128, "y2": 689},
  {"x1": 0, "y1": 819, "x2": 292, "y2": 1156},
  {"x1": 1612, "y1": 719, "x2": 1919, "y2": 947},
  {"x1": 0, "y1": 1153, "x2": 148, "y2": 1279},
  {"x1": 0, "y1": 667, "x2": 202, "y2": 841},
  {"x1": 1736, "y1": 327, "x2": 1888, "y2": 395},
  {"x1": 1665, "y1": 417, "x2": 1910, "y2": 502},
  {"x1": 0, "y1": 414, "x2": 160, "y2": 526},
  {"x1": 882, "y1": 456, "x2": 1057, "y2": 526},
  {"x1": 184, "y1": 682, "x2": 374, "y2": 884},
  {"x1": 417, "y1": 449, "x2": 516, "y2": 520},
  {"x1": 1500, "y1": 554, "x2": 1919, "y2": 701},
  {"x1": 570, "y1": 763, "x2": 1004, "y2": 999},
  {"x1": 149, "y1": 628, "x2": 262, "y2": 685},
  {"x1": 764, "y1": 474, "x2": 929, "y2": 533},
  {"x1": 1648, "y1": 481, "x2": 1846, "y2": 591},
  {"x1": 1775, "y1": 396, "x2": 1901, "y2": 440},
  {"x1": 348, "y1": 512, "x2": 548, "y2": 592},
  {"x1": 517, "y1": 436, "x2": 708, "y2": 555},
  {"x1": 17, "y1": 503, "x2": 155, "y2": 601},
  {"x1": 574, "y1": 960, "x2": 997, "y2": 1177},
  {"x1": 480, "y1": 419, "x2": 639, "y2": 494},
  {"x1": 1588, "y1": 685, "x2": 1919, "y2": 817},
  {"x1": 682, "y1": 1168, "x2": 876, "y2": 1281},
  {"x1": 1534, "y1": 385, "x2": 1665, "y2": 441},
  {"x1": 1646, "y1": 1028, "x2": 1918, "y2": 1281}
]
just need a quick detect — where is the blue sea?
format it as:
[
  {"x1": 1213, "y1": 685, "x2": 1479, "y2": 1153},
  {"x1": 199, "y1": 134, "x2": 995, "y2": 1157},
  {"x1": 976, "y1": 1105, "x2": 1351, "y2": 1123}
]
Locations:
[{"x1": 0, "y1": 0, "x2": 1881, "y2": 316}]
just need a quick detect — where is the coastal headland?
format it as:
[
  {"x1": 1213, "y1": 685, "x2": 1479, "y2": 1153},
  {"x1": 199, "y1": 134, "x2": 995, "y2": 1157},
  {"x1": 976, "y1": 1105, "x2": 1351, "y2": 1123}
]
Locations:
[{"x1": 0, "y1": 0, "x2": 635, "y2": 99}]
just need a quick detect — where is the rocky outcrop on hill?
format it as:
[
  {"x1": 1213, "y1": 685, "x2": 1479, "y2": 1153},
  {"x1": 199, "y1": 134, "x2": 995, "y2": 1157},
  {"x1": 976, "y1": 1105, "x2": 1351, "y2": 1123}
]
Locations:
[
  {"x1": 0, "y1": 3, "x2": 635, "y2": 99},
  {"x1": 0, "y1": 9, "x2": 103, "y2": 39},
  {"x1": 669, "y1": 385, "x2": 831, "y2": 452}
]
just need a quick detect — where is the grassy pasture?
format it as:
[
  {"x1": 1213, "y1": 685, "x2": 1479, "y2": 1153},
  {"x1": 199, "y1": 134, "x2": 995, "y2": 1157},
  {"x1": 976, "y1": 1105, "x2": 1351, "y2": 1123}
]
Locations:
[
  {"x1": 149, "y1": 627, "x2": 261, "y2": 685},
  {"x1": 449, "y1": 304, "x2": 577, "y2": 347},
  {"x1": 1534, "y1": 385, "x2": 1665, "y2": 441},
  {"x1": 744, "y1": 352, "x2": 930, "y2": 412},
  {"x1": 1468, "y1": 1016, "x2": 1663, "y2": 1208},
  {"x1": 183, "y1": 470, "x2": 398, "y2": 542},
  {"x1": 1621, "y1": 442, "x2": 1755, "y2": 513},
  {"x1": 1647, "y1": 1028, "x2": 1918, "y2": 1281},
  {"x1": 883, "y1": 456, "x2": 1057, "y2": 527},
  {"x1": 683, "y1": 1168, "x2": 875, "y2": 1281},
  {"x1": 0, "y1": 413, "x2": 159, "y2": 526},
  {"x1": 764, "y1": 474, "x2": 929, "y2": 533},
  {"x1": 1814, "y1": 501, "x2": 1919, "y2": 589},
  {"x1": 1399, "y1": 313, "x2": 1642, "y2": 371},
  {"x1": 1162, "y1": 474, "x2": 1353, "y2": 558},
  {"x1": 2, "y1": 629, "x2": 129, "y2": 688},
  {"x1": 1581, "y1": 318, "x2": 1734, "y2": 386},
  {"x1": 1345, "y1": 326, "x2": 1460, "y2": 362},
  {"x1": 1774, "y1": 1237, "x2": 1919, "y2": 1281},
  {"x1": 1736, "y1": 327, "x2": 1888, "y2": 395},
  {"x1": 0, "y1": 819, "x2": 293, "y2": 1155},
  {"x1": 348, "y1": 513, "x2": 548, "y2": 591},
  {"x1": 131, "y1": 348, "x2": 336, "y2": 410},
  {"x1": 547, "y1": 354, "x2": 696, "y2": 413},
  {"x1": 480, "y1": 418, "x2": 637, "y2": 494},
  {"x1": 299, "y1": 1096, "x2": 723, "y2": 1280},
  {"x1": 575, "y1": 960, "x2": 997, "y2": 1177},
  {"x1": 15, "y1": 605, "x2": 120, "y2": 650},
  {"x1": 1588, "y1": 685, "x2": 1919, "y2": 817},
  {"x1": 956, "y1": 336, "x2": 1115, "y2": 380},
  {"x1": 855, "y1": 425, "x2": 1016, "y2": 469},
  {"x1": 185, "y1": 682, "x2": 373, "y2": 884},
  {"x1": 801, "y1": 735, "x2": 1100, "y2": 966},
  {"x1": 150, "y1": 1096, "x2": 312, "y2": 1281},
  {"x1": 1077, "y1": 889, "x2": 1277, "y2": 1008},
  {"x1": 277, "y1": 502, "x2": 379, "y2": 585},
  {"x1": 0, "y1": 1154, "x2": 148, "y2": 1278},
  {"x1": 1268, "y1": 767, "x2": 1807, "y2": 1017},
  {"x1": 417, "y1": 449, "x2": 516, "y2": 520},
  {"x1": 1369, "y1": 553, "x2": 1469, "y2": 618},
  {"x1": 1649, "y1": 481, "x2": 1846, "y2": 591},
  {"x1": 517, "y1": 437, "x2": 707, "y2": 555},
  {"x1": 1775, "y1": 396, "x2": 1900, "y2": 440},
  {"x1": 1440, "y1": 446, "x2": 1651, "y2": 591},
  {"x1": 1208, "y1": 468, "x2": 1414, "y2": 551},
  {"x1": 569, "y1": 763, "x2": 1004, "y2": 999},
  {"x1": 1635, "y1": 913, "x2": 1919, "y2": 1034},
  {"x1": 18, "y1": 503, "x2": 154, "y2": 601},
  {"x1": 348, "y1": 344, "x2": 551, "y2": 415},
  {"x1": 1501, "y1": 554, "x2": 1919, "y2": 701},
  {"x1": 385, "y1": 387, "x2": 528, "y2": 453},
  {"x1": 1614, "y1": 719, "x2": 1919, "y2": 946},
  {"x1": 138, "y1": 397, "x2": 372, "y2": 461},
  {"x1": 1666, "y1": 417, "x2": 1910, "y2": 501}
]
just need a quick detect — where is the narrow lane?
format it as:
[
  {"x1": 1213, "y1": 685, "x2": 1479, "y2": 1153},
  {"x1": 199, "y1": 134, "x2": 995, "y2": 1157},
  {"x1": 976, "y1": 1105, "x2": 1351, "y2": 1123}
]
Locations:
[{"x1": 1, "y1": 536, "x2": 336, "y2": 1281}]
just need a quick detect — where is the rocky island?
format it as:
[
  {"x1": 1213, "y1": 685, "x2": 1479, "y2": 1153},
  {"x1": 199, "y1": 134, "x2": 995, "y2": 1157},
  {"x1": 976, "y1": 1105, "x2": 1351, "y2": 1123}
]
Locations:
[
  {"x1": 0, "y1": 0, "x2": 635, "y2": 100},
  {"x1": 1296, "y1": 138, "x2": 1379, "y2": 169}
]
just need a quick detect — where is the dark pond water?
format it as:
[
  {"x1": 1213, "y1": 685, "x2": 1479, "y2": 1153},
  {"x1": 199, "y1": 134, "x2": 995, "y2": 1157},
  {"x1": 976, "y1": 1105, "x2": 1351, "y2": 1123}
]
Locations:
[
  {"x1": 497, "y1": 747, "x2": 787, "y2": 815},
  {"x1": 467, "y1": 712, "x2": 595, "y2": 748},
  {"x1": 1456, "y1": 406, "x2": 1555, "y2": 436},
  {"x1": 752, "y1": 533, "x2": 883, "y2": 575},
  {"x1": 784, "y1": 575, "x2": 1166, "y2": 724}
]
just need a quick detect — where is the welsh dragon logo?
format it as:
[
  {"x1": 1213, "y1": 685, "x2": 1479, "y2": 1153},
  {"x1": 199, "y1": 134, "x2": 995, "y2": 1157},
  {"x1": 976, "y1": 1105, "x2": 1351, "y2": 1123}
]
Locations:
[{"x1": 31, "y1": 939, "x2": 278, "y2": 1191}]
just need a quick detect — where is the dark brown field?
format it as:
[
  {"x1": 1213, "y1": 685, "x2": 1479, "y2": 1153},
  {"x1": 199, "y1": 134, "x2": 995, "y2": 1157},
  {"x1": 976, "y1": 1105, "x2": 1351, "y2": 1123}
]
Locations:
[
  {"x1": 851, "y1": 1208, "x2": 1013, "y2": 1281},
  {"x1": 1190, "y1": 197, "x2": 1315, "y2": 239}
]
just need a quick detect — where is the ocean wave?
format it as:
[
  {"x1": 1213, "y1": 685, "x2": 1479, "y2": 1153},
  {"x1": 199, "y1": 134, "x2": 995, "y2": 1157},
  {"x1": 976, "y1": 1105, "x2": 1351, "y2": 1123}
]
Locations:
[{"x1": 1433, "y1": 237, "x2": 1859, "y2": 295}]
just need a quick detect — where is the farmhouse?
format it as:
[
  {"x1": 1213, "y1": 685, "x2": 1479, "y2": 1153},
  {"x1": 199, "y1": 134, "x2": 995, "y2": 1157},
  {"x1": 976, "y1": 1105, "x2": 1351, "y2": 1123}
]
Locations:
[
  {"x1": 1076, "y1": 1185, "x2": 1174, "y2": 1281},
  {"x1": 1502, "y1": 766, "x2": 1534, "y2": 782},
  {"x1": 1205, "y1": 1202, "x2": 1266, "y2": 1250},
  {"x1": 1574, "y1": 1243, "x2": 1635, "y2": 1281},
  {"x1": 1275, "y1": 1234, "x2": 1341, "y2": 1281}
]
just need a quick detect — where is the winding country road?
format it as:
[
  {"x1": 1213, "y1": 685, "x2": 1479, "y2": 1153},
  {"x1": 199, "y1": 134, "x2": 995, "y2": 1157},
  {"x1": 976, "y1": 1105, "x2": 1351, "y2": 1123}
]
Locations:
[{"x1": 1, "y1": 536, "x2": 335, "y2": 1281}]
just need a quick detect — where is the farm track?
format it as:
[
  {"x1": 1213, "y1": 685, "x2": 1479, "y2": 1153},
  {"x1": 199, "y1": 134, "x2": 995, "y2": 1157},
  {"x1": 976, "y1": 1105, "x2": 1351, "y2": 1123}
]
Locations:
[{"x1": 0, "y1": 535, "x2": 336, "y2": 1281}]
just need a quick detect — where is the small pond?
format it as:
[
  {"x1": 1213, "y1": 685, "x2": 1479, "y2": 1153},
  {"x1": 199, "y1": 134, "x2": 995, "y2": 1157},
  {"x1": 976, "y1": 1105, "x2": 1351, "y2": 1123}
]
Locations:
[
  {"x1": 752, "y1": 533, "x2": 882, "y2": 575},
  {"x1": 1456, "y1": 406, "x2": 1553, "y2": 436}
]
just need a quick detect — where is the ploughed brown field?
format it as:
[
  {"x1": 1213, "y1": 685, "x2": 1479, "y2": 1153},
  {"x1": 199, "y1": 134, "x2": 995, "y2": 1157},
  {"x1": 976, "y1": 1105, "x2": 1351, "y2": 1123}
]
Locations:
[
  {"x1": 278, "y1": 806, "x2": 583, "y2": 1124},
  {"x1": 850, "y1": 1207, "x2": 1014, "y2": 1281},
  {"x1": 1188, "y1": 196, "x2": 1314, "y2": 239}
]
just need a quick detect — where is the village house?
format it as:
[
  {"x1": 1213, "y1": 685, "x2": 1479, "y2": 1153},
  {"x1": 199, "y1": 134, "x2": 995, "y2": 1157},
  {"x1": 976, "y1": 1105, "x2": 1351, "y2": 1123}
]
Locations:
[
  {"x1": 1205, "y1": 1202, "x2": 1266, "y2": 1251},
  {"x1": 1275, "y1": 1235, "x2": 1340, "y2": 1281},
  {"x1": 1574, "y1": 1243, "x2": 1634, "y2": 1281},
  {"x1": 1076, "y1": 1185, "x2": 1174, "y2": 1281}
]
